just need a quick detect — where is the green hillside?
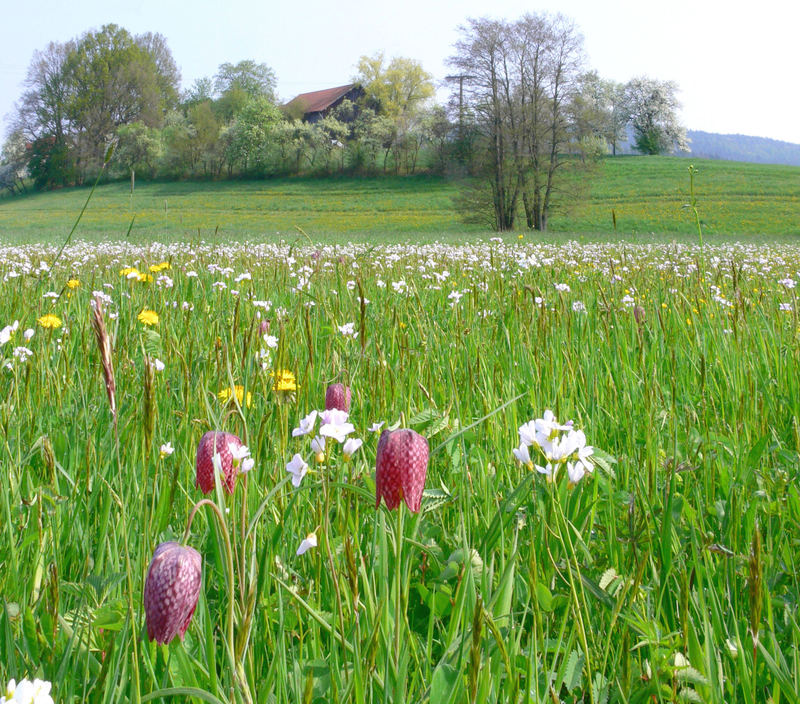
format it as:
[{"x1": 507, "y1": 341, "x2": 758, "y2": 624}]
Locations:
[{"x1": 0, "y1": 156, "x2": 798, "y2": 243}]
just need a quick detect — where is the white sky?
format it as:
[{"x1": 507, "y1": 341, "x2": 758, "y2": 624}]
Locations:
[{"x1": 1, "y1": 0, "x2": 799, "y2": 144}]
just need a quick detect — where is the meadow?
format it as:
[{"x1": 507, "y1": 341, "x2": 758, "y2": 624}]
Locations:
[
  {"x1": 1, "y1": 156, "x2": 799, "y2": 244},
  {"x1": 1, "y1": 235, "x2": 799, "y2": 703}
]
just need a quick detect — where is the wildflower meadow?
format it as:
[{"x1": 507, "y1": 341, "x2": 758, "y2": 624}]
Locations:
[{"x1": 1, "y1": 237, "x2": 799, "y2": 702}]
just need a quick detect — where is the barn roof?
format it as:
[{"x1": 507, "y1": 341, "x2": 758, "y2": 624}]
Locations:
[{"x1": 285, "y1": 84, "x2": 357, "y2": 114}]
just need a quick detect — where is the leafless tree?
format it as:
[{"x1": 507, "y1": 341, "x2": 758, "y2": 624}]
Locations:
[{"x1": 448, "y1": 13, "x2": 585, "y2": 231}]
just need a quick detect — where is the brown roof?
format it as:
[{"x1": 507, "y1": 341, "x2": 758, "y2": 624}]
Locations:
[{"x1": 285, "y1": 84, "x2": 357, "y2": 114}]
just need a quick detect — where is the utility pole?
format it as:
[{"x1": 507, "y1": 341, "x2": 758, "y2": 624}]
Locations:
[{"x1": 445, "y1": 74, "x2": 475, "y2": 134}]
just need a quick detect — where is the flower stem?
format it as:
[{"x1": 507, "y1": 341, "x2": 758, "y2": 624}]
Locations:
[
  {"x1": 394, "y1": 503, "x2": 405, "y2": 696},
  {"x1": 183, "y1": 499, "x2": 250, "y2": 703}
]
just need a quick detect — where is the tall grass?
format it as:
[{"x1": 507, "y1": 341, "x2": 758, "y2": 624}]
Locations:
[{"x1": 0, "y1": 238, "x2": 799, "y2": 702}]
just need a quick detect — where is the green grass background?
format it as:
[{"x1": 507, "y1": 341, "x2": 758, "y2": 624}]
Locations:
[{"x1": 1, "y1": 156, "x2": 798, "y2": 243}]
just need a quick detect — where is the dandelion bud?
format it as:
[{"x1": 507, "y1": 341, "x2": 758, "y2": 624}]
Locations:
[
  {"x1": 195, "y1": 431, "x2": 244, "y2": 494},
  {"x1": 144, "y1": 541, "x2": 202, "y2": 645},
  {"x1": 375, "y1": 429, "x2": 429, "y2": 513},
  {"x1": 325, "y1": 383, "x2": 351, "y2": 412}
]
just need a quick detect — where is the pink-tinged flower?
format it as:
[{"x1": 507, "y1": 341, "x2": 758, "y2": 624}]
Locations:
[
  {"x1": 375, "y1": 429, "x2": 429, "y2": 513},
  {"x1": 296, "y1": 533, "x2": 317, "y2": 556},
  {"x1": 143, "y1": 541, "x2": 202, "y2": 645},
  {"x1": 325, "y1": 383, "x2": 351, "y2": 412},
  {"x1": 286, "y1": 453, "x2": 309, "y2": 487},
  {"x1": 311, "y1": 435, "x2": 326, "y2": 463},
  {"x1": 342, "y1": 437, "x2": 363, "y2": 460},
  {"x1": 292, "y1": 410, "x2": 318, "y2": 437},
  {"x1": 195, "y1": 431, "x2": 244, "y2": 494},
  {"x1": 319, "y1": 409, "x2": 355, "y2": 443}
]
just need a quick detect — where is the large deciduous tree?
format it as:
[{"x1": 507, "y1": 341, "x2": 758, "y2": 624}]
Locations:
[
  {"x1": 449, "y1": 13, "x2": 584, "y2": 231},
  {"x1": 67, "y1": 24, "x2": 178, "y2": 173},
  {"x1": 7, "y1": 24, "x2": 180, "y2": 186},
  {"x1": 625, "y1": 76, "x2": 688, "y2": 155},
  {"x1": 355, "y1": 53, "x2": 435, "y2": 119}
]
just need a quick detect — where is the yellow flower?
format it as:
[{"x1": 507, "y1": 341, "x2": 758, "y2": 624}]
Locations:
[
  {"x1": 137, "y1": 272, "x2": 154, "y2": 283},
  {"x1": 120, "y1": 267, "x2": 140, "y2": 277},
  {"x1": 37, "y1": 314, "x2": 62, "y2": 329},
  {"x1": 218, "y1": 385, "x2": 253, "y2": 408},
  {"x1": 149, "y1": 262, "x2": 171, "y2": 273},
  {"x1": 138, "y1": 309, "x2": 159, "y2": 326},
  {"x1": 270, "y1": 369, "x2": 297, "y2": 393},
  {"x1": 67, "y1": 279, "x2": 80, "y2": 289}
]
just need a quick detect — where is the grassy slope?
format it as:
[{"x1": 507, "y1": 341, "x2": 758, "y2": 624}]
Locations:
[{"x1": 0, "y1": 156, "x2": 798, "y2": 243}]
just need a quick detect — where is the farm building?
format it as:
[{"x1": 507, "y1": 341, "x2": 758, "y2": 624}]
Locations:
[{"x1": 283, "y1": 84, "x2": 364, "y2": 123}]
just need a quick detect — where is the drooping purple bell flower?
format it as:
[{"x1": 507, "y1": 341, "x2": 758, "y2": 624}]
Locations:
[{"x1": 144, "y1": 541, "x2": 202, "y2": 644}]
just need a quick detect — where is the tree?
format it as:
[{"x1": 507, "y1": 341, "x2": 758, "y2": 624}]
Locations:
[
  {"x1": 66, "y1": 24, "x2": 179, "y2": 174},
  {"x1": 625, "y1": 77, "x2": 688, "y2": 155},
  {"x1": 355, "y1": 53, "x2": 435, "y2": 119},
  {"x1": 214, "y1": 60, "x2": 277, "y2": 102},
  {"x1": 0, "y1": 130, "x2": 29, "y2": 194},
  {"x1": 448, "y1": 13, "x2": 585, "y2": 231},
  {"x1": 184, "y1": 77, "x2": 215, "y2": 106},
  {"x1": 188, "y1": 101, "x2": 223, "y2": 175},
  {"x1": 115, "y1": 122, "x2": 160, "y2": 178},
  {"x1": 11, "y1": 41, "x2": 75, "y2": 145},
  {"x1": 226, "y1": 96, "x2": 283, "y2": 174}
]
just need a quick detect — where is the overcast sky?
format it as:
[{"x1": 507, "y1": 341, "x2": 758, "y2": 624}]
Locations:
[{"x1": 1, "y1": 0, "x2": 798, "y2": 144}]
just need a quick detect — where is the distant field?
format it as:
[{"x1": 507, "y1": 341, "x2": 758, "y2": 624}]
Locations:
[{"x1": 0, "y1": 156, "x2": 798, "y2": 243}]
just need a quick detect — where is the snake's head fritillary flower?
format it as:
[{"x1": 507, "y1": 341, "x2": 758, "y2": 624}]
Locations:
[
  {"x1": 143, "y1": 541, "x2": 202, "y2": 645},
  {"x1": 195, "y1": 431, "x2": 244, "y2": 494},
  {"x1": 375, "y1": 429, "x2": 429, "y2": 513},
  {"x1": 325, "y1": 383, "x2": 351, "y2": 412}
]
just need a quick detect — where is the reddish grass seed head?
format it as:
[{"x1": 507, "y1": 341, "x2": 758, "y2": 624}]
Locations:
[
  {"x1": 144, "y1": 541, "x2": 202, "y2": 645},
  {"x1": 375, "y1": 428, "x2": 429, "y2": 513},
  {"x1": 195, "y1": 431, "x2": 243, "y2": 494},
  {"x1": 325, "y1": 383, "x2": 352, "y2": 412}
]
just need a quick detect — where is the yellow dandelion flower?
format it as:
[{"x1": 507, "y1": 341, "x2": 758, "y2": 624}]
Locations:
[
  {"x1": 120, "y1": 267, "x2": 139, "y2": 277},
  {"x1": 138, "y1": 309, "x2": 159, "y2": 326},
  {"x1": 67, "y1": 279, "x2": 80, "y2": 289},
  {"x1": 37, "y1": 313, "x2": 62, "y2": 330},
  {"x1": 270, "y1": 369, "x2": 297, "y2": 393},
  {"x1": 137, "y1": 272, "x2": 154, "y2": 283},
  {"x1": 149, "y1": 262, "x2": 171, "y2": 273},
  {"x1": 218, "y1": 385, "x2": 253, "y2": 408}
]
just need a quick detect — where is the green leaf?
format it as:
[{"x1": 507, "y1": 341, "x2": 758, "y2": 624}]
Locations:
[
  {"x1": 91, "y1": 598, "x2": 126, "y2": 631},
  {"x1": 430, "y1": 663, "x2": 459, "y2": 703},
  {"x1": 535, "y1": 582, "x2": 554, "y2": 612},
  {"x1": 409, "y1": 407, "x2": 439, "y2": 426},
  {"x1": 746, "y1": 434, "x2": 769, "y2": 468},
  {"x1": 141, "y1": 687, "x2": 227, "y2": 704},
  {"x1": 562, "y1": 650, "x2": 584, "y2": 692}
]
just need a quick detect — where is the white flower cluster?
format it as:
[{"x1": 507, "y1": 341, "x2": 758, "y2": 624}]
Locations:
[
  {"x1": 287, "y1": 408, "x2": 364, "y2": 488},
  {"x1": 2, "y1": 678, "x2": 54, "y2": 704},
  {"x1": 513, "y1": 410, "x2": 595, "y2": 484},
  {"x1": 288, "y1": 405, "x2": 370, "y2": 556}
]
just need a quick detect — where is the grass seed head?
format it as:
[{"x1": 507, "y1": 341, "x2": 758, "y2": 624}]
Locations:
[
  {"x1": 375, "y1": 428, "x2": 429, "y2": 513},
  {"x1": 90, "y1": 297, "x2": 116, "y2": 425},
  {"x1": 144, "y1": 541, "x2": 202, "y2": 645}
]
